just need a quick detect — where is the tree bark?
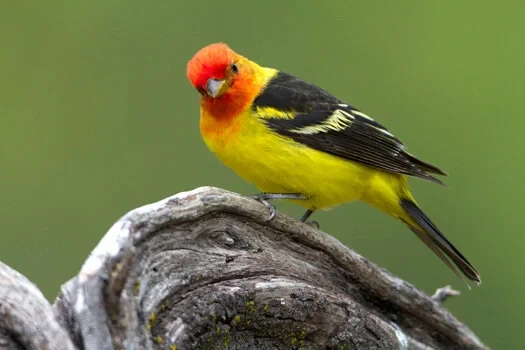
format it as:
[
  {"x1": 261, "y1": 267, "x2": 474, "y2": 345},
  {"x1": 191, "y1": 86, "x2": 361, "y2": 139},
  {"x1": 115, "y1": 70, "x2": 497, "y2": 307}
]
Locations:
[{"x1": 0, "y1": 187, "x2": 489, "y2": 350}]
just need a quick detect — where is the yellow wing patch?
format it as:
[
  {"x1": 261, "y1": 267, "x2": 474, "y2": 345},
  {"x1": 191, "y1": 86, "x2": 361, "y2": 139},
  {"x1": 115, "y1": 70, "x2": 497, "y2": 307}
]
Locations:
[
  {"x1": 289, "y1": 109, "x2": 354, "y2": 135},
  {"x1": 254, "y1": 106, "x2": 295, "y2": 120}
]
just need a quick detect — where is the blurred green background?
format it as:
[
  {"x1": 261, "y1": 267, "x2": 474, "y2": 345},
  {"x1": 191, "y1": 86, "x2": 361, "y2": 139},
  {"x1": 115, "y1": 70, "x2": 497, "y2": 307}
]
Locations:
[{"x1": 1, "y1": 1, "x2": 522, "y2": 348}]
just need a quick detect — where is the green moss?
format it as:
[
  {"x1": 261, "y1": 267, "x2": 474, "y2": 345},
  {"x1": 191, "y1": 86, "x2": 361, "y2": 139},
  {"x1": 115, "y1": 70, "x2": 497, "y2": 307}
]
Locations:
[
  {"x1": 299, "y1": 328, "x2": 307, "y2": 339},
  {"x1": 263, "y1": 304, "x2": 269, "y2": 311},
  {"x1": 223, "y1": 333, "x2": 232, "y2": 348},
  {"x1": 245, "y1": 300, "x2": 256, "y2": 313},
  {"x1": 147, "y1": 313, "x2": 157, "y2": 331},
  {"x1": 283, "y1": 327, "x2": 308, "y2": 346},
  {"x1": 132, "y1": 280, "x2": 141, "y2": 296},
  {"x1": 232, "y1": 315, "x2": 241, "y2": 325},
  {"x1": 161, "y1": 298, "x2": 169, "y2": 311},
  {"x1": 154, "y1": 336, "x2": 163, "y2": 344},
  {"x1": 170, "y1": 345, "x2": 177, "y2": 350}
]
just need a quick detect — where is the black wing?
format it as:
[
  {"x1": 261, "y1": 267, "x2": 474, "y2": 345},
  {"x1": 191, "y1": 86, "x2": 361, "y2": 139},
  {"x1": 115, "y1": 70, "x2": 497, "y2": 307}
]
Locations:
[{"x1": 253, "y1": 72, "x2": 446, "y2": 184}]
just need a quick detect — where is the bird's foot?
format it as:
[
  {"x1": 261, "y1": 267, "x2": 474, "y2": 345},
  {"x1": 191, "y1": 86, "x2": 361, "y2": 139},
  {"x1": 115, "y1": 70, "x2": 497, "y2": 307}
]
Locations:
[
  {"x1": 250, "y1": 193, "x2": 307, "y2": 221},
  {"x1": 299, "y1": 209, "x2": 319, "y2": 228}
]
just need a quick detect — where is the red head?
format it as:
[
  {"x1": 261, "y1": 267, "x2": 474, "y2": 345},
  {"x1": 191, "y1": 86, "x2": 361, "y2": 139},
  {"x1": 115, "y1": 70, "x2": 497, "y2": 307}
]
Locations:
[{"x1": 187, "y1": 43, "x2": 260, "y2": 119}]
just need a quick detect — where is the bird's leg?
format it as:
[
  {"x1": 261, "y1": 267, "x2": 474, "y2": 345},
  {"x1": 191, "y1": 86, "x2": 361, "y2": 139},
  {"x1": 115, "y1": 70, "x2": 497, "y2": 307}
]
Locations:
[
  {"x1": 300, "y1": 209, "x2": 320, "y2": 229},
  {"x1": 300, "y1": 209, "x2": 314, "y2": 222},
  {"x1": 250, "y1": 193, "x2": 307, "y2": 221}
]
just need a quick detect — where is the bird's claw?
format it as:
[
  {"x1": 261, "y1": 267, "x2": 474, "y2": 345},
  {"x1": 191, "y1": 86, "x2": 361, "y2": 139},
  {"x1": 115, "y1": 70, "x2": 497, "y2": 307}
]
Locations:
[
  {"x1": 250, "y1": 192, "x2": 306, "y2": 221},
  {"x1": 262, "y1": 199, "x2": 276, "y2": 221},
  {"x1": 250, "y1": 194, "x2": 277, "y2": 221}
]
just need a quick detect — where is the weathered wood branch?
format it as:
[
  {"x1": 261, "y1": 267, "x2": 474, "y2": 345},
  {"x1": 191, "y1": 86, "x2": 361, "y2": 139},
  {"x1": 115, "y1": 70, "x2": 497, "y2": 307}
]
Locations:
[
  {"x1": 0, "y1": 187, "x2": 488, "y2": 349},
  {"x1": 0, "y1": 261, "x2": 76, "y2": 350}
]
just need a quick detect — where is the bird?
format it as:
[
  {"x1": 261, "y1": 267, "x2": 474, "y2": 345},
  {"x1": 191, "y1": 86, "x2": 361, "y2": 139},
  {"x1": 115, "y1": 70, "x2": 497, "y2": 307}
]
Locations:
[{"x1": 186, "y1": 42, "x2": 480, "y2": 284}]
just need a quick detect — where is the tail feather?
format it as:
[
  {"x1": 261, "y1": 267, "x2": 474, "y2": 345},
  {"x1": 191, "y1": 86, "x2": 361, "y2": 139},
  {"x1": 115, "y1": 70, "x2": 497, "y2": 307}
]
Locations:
[{"x1": 400, "y1": 198, "x2": 481, "y2": 284}]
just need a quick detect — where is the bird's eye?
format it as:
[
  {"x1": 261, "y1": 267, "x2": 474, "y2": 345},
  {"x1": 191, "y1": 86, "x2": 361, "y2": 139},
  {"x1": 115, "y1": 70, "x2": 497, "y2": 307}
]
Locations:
[{"x1": 231, "y1": 62, "x2": 239, "y2": 73}]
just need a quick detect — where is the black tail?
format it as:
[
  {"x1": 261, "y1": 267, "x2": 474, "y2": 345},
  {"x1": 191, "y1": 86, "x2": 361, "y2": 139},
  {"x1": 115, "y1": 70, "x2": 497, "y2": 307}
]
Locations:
[{"x1": 400, "y1": 199, "x2": 481, "y2": 284}]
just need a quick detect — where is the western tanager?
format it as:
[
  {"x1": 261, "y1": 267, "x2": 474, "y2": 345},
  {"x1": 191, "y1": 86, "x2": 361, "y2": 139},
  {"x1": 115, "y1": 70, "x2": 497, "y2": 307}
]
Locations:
[{"x1": 186, "y1": 43, "x2": 480, "y2": 284}]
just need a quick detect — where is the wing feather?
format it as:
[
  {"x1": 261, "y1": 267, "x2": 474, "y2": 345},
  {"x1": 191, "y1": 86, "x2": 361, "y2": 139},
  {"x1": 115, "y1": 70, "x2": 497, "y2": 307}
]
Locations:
[{"x1": 253, "y1": 72, "x2": 446, "y2": 184}]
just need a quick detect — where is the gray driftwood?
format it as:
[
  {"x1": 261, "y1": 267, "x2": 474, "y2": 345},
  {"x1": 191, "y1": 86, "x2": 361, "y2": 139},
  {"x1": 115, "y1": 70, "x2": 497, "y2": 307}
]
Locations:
[{"x1": 0, "y1": 187, "x2": 488, "y2": 350}]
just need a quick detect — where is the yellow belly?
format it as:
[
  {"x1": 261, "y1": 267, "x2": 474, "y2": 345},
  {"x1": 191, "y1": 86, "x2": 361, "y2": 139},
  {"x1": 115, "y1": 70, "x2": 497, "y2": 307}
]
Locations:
[
  {"x1": 222, "y1": 138, "x2": 370, "y2": 209},
  {"x1": 201, "y1": 112, "x2": 408, "y2": 214}
]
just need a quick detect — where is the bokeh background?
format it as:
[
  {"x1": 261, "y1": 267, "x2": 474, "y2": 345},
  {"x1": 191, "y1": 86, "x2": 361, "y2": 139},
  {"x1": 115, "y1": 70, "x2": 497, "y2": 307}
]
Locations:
[{"x1": 1, "y1": 2, "x2": 523, "y2": 348}]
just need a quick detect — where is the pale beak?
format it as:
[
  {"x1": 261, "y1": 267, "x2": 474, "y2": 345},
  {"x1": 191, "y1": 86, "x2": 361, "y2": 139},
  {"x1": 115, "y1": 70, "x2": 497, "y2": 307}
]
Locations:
[{"x1": 206, "y1": 78, "x2": 227, "y2": 98}]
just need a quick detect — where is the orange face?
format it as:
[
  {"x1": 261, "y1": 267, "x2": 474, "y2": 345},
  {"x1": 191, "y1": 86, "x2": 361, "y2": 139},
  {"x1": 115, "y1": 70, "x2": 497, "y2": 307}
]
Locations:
[
  {"x1": 187, "y1": 43, "x2": 238, "y2": 97},
  {"x1": 187, "y1": 43, "x2": 258, "y2": 120}
]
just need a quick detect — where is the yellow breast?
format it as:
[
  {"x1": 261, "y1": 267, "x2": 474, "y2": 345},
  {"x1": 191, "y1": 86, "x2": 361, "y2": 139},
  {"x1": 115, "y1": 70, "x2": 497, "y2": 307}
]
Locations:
[{"x1": 200, "y1": 108, "x2": 387, "y2": 210}]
